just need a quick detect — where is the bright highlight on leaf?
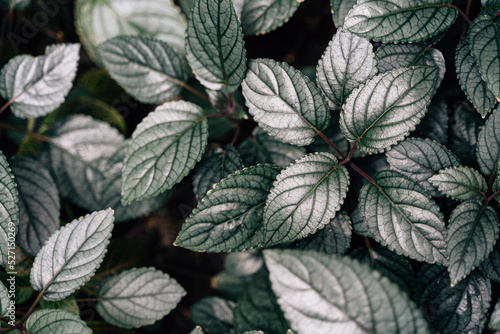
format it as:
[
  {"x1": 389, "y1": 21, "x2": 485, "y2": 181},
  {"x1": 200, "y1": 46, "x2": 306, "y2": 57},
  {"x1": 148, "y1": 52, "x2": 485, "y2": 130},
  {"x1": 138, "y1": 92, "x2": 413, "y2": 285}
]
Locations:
[
  {"x1": 26, "y1": 309, "x2": 92, "y2": 334},
  {"x1": 0, "y1": 151, "x2": 18, "y2": 268},
  {"x1": 429, "y1": 166, "x2": 487, "y2": 201},
  {"x1": 476, "y1": 107, "x2": 500, "y2": 176},
  {"x1": 240, "y1": 0, "x2": 301, "y2": 35}
]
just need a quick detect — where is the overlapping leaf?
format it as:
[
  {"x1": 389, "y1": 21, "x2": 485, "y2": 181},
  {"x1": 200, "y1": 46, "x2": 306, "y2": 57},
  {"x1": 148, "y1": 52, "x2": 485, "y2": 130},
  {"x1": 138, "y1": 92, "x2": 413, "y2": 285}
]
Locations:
[
  {"x1": 186, "y1": 0, "x2": 246, "y2": 92},
  {"x1": 98, "y1": 36, "x2": 188, "y2": 104},
  {"x1": 476, "y1": 107, "x2": 500, "y2": 176},
  {"x1": 316, "y1": 29, "x2": 377, "y2": 110},
  {"x1": 446, "y1": 200, "x2": 499, "y2": 285},
  {"x1": 0, "y1": 282, "x2": 8, "y2": 316},
  {"x1": 450, "y1": 105, "x2": 483, "y2": 165},
  {"x1": 122, "y1": 101, "x2": 208, "y2": 205},
  {"x1": 264, "y1": 249, "x2": 430, "y2": 334},
  {"x1": 0, "y1": 152, "x2": 18, "y2": 268},
  {"x1": 330, "y1": 0, "x2": 356, "y2": 27},
  {"x1": 263, "y1": 152, "x2": 349, "y2": 246},
  {"x1": 340, "y1": 66, "x2": 439, "y2": 154},
  {"x1": 412, "y1": 100, "x2": 448, "y2": 144},
  {"x1": 176, "y1": 165, "x2": 280, "y2": 252},
  {"x1": 0, "y1": 44, "x2": 79, "y2": 118},
  {"x1": 359, "y1": 170, "x2": 447, "y2": 264},
  {"x1": 240, "y1": 0, "x2": 300, "y2": 35},
  {"x1": 482, "y1": 0, "x2": 500, "y2": 10},
  {"x1": 26, "y1": 309, "x2": 91, "y2": 334},
  {"x1": 30, "y1": 209, "x2": 114, "y2": 301},
  {"x1": 480, "y1": 239, "x2": 500, "y2": 283},
  {"x1": 191, "y1": 297, "x2": 235, "y2": 334},
  {"x1": 242, "y1": 59, "x2": 330, "y2": 146},
  {"x1": 429, "y1": 166, "x2": 487, "y2": 201},
  {"x1": 343, "y1": 0, "x2": 458, "y2": 43}
]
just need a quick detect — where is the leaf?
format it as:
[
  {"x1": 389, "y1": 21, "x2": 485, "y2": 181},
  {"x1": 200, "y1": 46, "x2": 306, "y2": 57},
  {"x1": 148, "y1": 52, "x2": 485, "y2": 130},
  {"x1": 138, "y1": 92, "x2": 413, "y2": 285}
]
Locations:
[
  {"x1": 375, "y1": 43, "x2": 445, "y2": 84},
  {"x1": 191, "y1": 297, "x2": 235, "y2": 334},
  {"x1": 240, "y1": 0, "x2": 300, "y2": 35},
  {"x1": 75, "y1": 0, "x2": 186, "y2": 63},
  {"x1": 415, "y1": 265, "x2": 491, "y2": 334},
  {"x1": 264, "y1": 249, "x2": 430, "y2": 334},
  {"x1": 350, "y1": 206, "x2": 372, "y2": 238},
  {"x1": 238, "y1": 127, "x2": 306, "y2": 168},
  {"x1": 429, "y1": 166, "x2": 487, "y2": 201},
  {"x1": 10, "y1": 157, "x2": 60, "y2": 256},
  {"x1": 186, "y1": 0, "x2": 247, "y2": 92},
  {"x1": 192, "y1": 145, "x2": 243, "y2": 202},
  {"x1": 30, "y1": 209, "x2": 114, "y2": 301},
  {"x1": 455, "y1": 39, "x2": 496, "y2": 117},
  {"x1": 308, "y1": 113, "x2": 353, "y2": 158},
  {"x1": 96, "y1": 267, "x2": 184, "y2": 329},
  {"x1": 331, "y1": 0, "x2": 356, "y2": 27},
  {"x1": 359, "y1": 170, "x2": 447, "y2": 264},
  {"x1": 495, "y1": 177, "x2": 500, "y2": 201},
  {"x1": 0, "y1": 282, "x2": 9, "y2": 316},
  {"x1": 0, "y1": 151, "x2": 18, "y2": 267},
  {"x1": 190, "y1": 327, "x2": 204, "y2": 334},
  {"x1": 468, "y1": 15, "x2": 500, "y2": 99},
  {"x1": 263, "y1": 152, "x2": 349, "y2": 246},
  {"x1": 25, "y1": 309, "x2": 91, "y2": 334},
  {"x1": 87, "y1": 321, "x2": 138, "y2": 334},
  {"x1": 242, "y1": 58, "x2": 330, "y2": 146},
  {"x1": 176, "y1": 164, "x2": 280, "y2": 252},
  {"x1": 340, "y1": 66, "x2": 439, "y2": 154},
  {"x1": 386, "y1": 138, "x2": 460, "y2": 196},
  {"x1": 476, "y1": 107, "x2": 500, "y2": 176},
  {"x1": 446, "y1": 200, "x2": 499, "y2": 285},
  {"x1": 343, "y1": 0, "x2": 458, "y2": 43},
  {"x1": 480, "y1": 239, "x2": 500, "y2": 283},
  {"x1": 450, "y1": 104, "x2": 483, "y2": 165},
  {"x1": 233, "y1": 269, "x2": 289, "y2": 334},
  {"x1": 122, "y1": 101, "x2": 208, "y2": 205},
  {"x1": 0, "y1": 0, "x2": 30, "y2": 10},
  {"x1": 0, "y1": 43, "x2": 79, "y2": 119},
  {"x1": 316, "y1": 28, "x2": 377, "y2": 110},
  {"x1": 297, "y1": 210, "x2": 352, "y2": 255},
  {"x1": 482, "y1": 0, "x2": 500, "y2": 10},
  {"x1": 412, "y1": 100, "x2": 448, "y2": 144},
  {"x1": 39, "y1": 295, "x2": 80, "y2": 316}
]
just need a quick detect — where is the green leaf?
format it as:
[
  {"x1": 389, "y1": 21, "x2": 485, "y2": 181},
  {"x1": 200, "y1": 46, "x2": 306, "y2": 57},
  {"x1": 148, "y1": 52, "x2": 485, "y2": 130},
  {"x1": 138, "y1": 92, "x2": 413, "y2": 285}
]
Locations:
[
  {"x1": 455, "y1": 39, "x2": 496, "y2": 117},
  {"x1": 480, "y1": 240, "x2": 500, "y2": 283},
  {"x1": 233, "y1": 269, "x2": 289, "y2": 334},
  {"x1": 297, "y1": 210, "x2": 351, "y2": 255},
  {"x1": 476, "y1": 107, "x2": 500, "y2": 176},
  {"x1": 386, "y1": 138, "x2": 460, "y2": 196},
  {"x1": 375, "y1": 43, "x2": 445, "y2": 84},
  {"x1": 193, "y1": 145, "x2": 243, "y2": 202},
  {"x1": 75, "y1": 0, "x2": 186, "y2": 63},
  {"x1": 39, "y1": 295, "x2": 80, "y2": 316},
  {"x1": 446, "y1": 200, "x2": 499, "y2": 285},
  {"x1": 87, "y1": 321, "x2": 138, "y2": 334},
  {"x1": 238, "y1": 127, "x2": 306, "y2": 168},
  {"x1": 263, "y1": 152, "x2": 349, "y2": 246},
  {"x1": 495, "y1": 177, "x2": 500, "y2": 201},
  {"x1": 122, "y1": 101, "x2": 208, "y2": 205},
  {"x1": 191, "y1": 297, "x2": 235, "y2": 334},
  {"x1": 98, "y1": 36, "x2": 188, "y2": 104},
  {"x1": 491, "y1": 299, "x2": 500, "y2": 329},
  {"x1": 0, "y1": 282, "x2": 9, "y2": 317},
  {"x1": 429, "y1": 166, "x2": 487, "y2": 201},
  {"x1": 30, "y1": 209, "x2": 114, "y2": 301},
  {"x1": 264, "y1": 249, "x2": 430, "y2": 334},
  {"x1": 0, "y1": 151, "x2": 18, "y2": 268},
  {"x1": 331, "y1": 0, "x2": 356, "y2": 27},
  {"x1": 468, "y1": 14, "x2": 500, "y2": 100},
  {"x1": 350, "y1": 206, "x2": 372, "y2": 238},
  {"x1": 26, "y1": 309, "x2": 91, "y2": 334},
  {"x1": 10, "y1": 157, "x2": 59, "y2": 256},
  {"x1": 242, "y1": 59, "x2": 330, "y2": 146},
  {"x1": 482, "y1": 0, "x2": 500, "y2": 10},
  {"x1": 343, "y1": 0, "x2": 458, "y2": 43},
  {"x1": 316, "y1": 28, "x2": 377, "y2": 110},
  {"x1": 450, "y1": 104, "x2": 483, "y2": 165},
  {"x1": 240, "y1": 0, "x2": 300, "y2": 35},
  {"x1": 96, "y1": 267, "x2": 184, "y2": 329},
  {"x1": 0, "y1": 44, "x2": 79, "y2": 119},
  {"x1": 176, "y1": 165, "x2": 280, "y2": 252},
  {"x1": 340, "y1": 66, "x2": 439, "y2": 154},
  {"x1": 412, "y1": 100, "x2": 448, "y2": 144},
  {"x1": 359, "y1": 170, "x2": 446, "y2": 264},
  {"x1": 415, "y1": 265, "x2": 490, "y2": 334},
  {"x1": 186, "y1": 0, "x2": 247, "y2": 92}
]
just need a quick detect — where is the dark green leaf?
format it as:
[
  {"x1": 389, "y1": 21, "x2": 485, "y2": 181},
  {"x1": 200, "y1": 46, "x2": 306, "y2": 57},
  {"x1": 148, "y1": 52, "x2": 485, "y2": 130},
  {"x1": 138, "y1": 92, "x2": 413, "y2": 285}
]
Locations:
[
  {"x1": 450, "y1": 104, "x2": 483, "y2": 165},
  {"x1": 429, "y1": 166, "x2": 487, "y2": 201},
  {"x1": 350, "y1": 206, "x2": 372, "y2": 237},
  {"x1": 479, "y1": 239, "x2": 500, "y2": 283},
  {"x1": 26, "y1": 309, "x2": 91, "y2": 334},
  {"x1": 0, "y1": 151, "x2": 18, "y2": 267},
  {"x1": 87, "y1": 321, "x2": 138, "y2": 334},
  {"x1": 476, "y1": 107, "x2": 500, "y2": 176},
  {"x1": 240, "y1": 0, "x2": 300, "y2": 35},
  {"x1": 412, "y1": 100, "x2": 449, "y2": 144},
  {"x1": 482, "y1": 0, "x2": 500, "y2": 10},
  {"x1": 331, "y1": 0, "x2": 356, "y2": 27},
  {"x1": 191, "y1": 297, "x2": 235, "y2": 334},
  {"x1": 39, "y1": 296, "x2": 80, "y2": 316}
]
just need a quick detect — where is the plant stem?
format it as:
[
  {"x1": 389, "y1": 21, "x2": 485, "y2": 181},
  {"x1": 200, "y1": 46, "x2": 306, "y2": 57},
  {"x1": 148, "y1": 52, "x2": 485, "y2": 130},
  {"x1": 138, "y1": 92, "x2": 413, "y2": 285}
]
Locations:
[
  {"x1": 314, "y1": 130, "x2": 346, "y2": 159},
  {"x1": 179, "y1": 82, "x2": 211, "y2": 105},
  {"x1": 447, "y1": 4, "x2": 472, "y2": 25},
  {"x1": 19, "y1": 289, "x2": 45, "y2": 326},
  {"x1": 0, "y1": 100, "x2": 14, "y2": 115},
  {"x1": 364, "y1": 237, "x2": 375, "y2": 266},
  {"x1": 0, "y1": 121, "x2": 50, "y2": 142},
  {"x1": 205, "y1": 114, "x2": 228, "y2": 119}
]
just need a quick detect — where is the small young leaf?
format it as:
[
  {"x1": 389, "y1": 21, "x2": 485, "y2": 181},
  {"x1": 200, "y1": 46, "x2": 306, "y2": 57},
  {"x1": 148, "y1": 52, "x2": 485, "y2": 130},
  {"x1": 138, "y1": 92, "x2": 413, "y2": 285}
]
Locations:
[
  {"x1": 242, "y1": 59, "x2": 330, "y2": 146},
  {"x1": 96, "y1": 267, "x2": 184, "y2": 329},
  {"x1": 240, "y1": 0, "x2": 300, "y2": 35},
  {"x1": 10, "y1": 157, "x2": 60, "y2": 256},
  {"x1": 0, "y1": 151, "x2": 18, "y2": 267},
  {"x1": 476, "y1": 107, "x2": 500, "y2": 176},
  {"x1": 450, "y1": 104, "x2": 483, "y2": 165},
  {"x1": 429, "y1": 166, "x2": 487, "y2": 201},
  {"x1": 386, "y1": 138, "x2": 460, "y2": 196},
  {"x1": 192, "y1": 145, "x2": 243, "y2": 202},
  {"x1": 264, "y1": 249, "x2": 430, "y2": 334},
  {"x1": 359, "y1": 170, "x2": 447, "y2": 264},
  {"x1": 330, "y1": 0, "x2": 356, "y2": 27},
  {"x1": 176, "y1": 165, "x2": 280, "y2": 252},
  {"x1": 0, "y1": 44, "x2": 80, "y2": 119},
  {"x1": 26, "y1": 309, "x2": 91, "y2": 334},
  {"x1": 122, "y1": 101, "x2": 208, "y2": 205},
  {"x1": 186, "y1": 0, "x2": 247, "y2": 92},
  {"x1": 446, "y1": 200, "x2": 499, "y2": 285},
  {"x1": 340, "y1": 66, "x2": 439, "y2": 154},
  {"x1": 98, "y1": 36, "x2": 188, "y2": 104},
  {"x1": 455, "y1": 39, "x2": 495, "y2": 117},
  {"x1": 412, "y1": 100, "x2": 449, "y2": 144},
  {"x1": 297, "y1": 211, "x2": 352, "y2": 255},
  {"x1": 30, "y1": 209, "x2": 114, "y2": 301},
  {"x1": 468, "y1": 15, "x2": 500, "y2": 99},
  {"x1": 191, "y1": 297, "x2": 235, "y2": 334},
  {"x1": 263, "y1": 152, "x2": 349, "y2": 246}
]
